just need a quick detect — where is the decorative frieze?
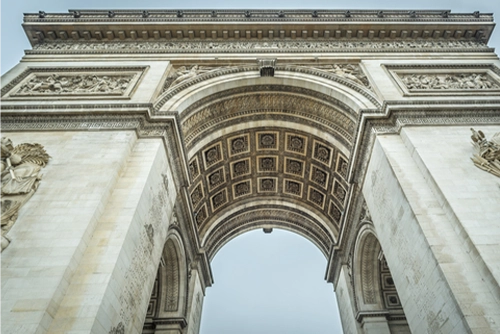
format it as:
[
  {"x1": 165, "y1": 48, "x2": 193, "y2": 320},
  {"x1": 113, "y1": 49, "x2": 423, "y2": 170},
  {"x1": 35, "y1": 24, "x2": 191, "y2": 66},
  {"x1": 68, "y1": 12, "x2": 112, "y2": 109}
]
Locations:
[
  {"x1": 28, "y1": 40, "x2": 490, "y2": 54},
  {"x1": 387, "y1": 64, "x2": 500, "y2": 96},
  {"x1": 1, "y1": 138, "x2": 50, "y2": 252},
  {"x1": 400, "y1": 73, "x2": 500, "y2": 90},
  {"x1": 1, "y1": 67, "x2": 146, "y2": 99}
]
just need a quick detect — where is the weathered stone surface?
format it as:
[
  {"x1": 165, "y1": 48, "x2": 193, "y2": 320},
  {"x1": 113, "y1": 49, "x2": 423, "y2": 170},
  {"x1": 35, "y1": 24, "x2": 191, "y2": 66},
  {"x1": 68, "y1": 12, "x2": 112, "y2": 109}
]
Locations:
[{"x1": 2, "y1": 8, "x2": 500, "y2": 334}]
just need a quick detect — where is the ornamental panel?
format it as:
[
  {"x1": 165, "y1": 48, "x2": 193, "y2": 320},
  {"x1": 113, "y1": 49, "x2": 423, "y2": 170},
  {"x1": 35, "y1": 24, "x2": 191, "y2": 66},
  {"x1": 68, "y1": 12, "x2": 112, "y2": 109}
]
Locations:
[
  {"x1": 1, "y1": 67, "x2": 147, "y2": 100},
  {"x1": 386, "y1": 64, "x2": 500, "y2": 96}
]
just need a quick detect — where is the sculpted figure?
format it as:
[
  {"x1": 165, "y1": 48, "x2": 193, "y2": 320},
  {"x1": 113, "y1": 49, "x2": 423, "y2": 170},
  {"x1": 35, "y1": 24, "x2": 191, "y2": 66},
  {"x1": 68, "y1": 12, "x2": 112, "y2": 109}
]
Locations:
[
  {"x1": 470, "y1": 128, "x2": 500, "y2": 177},
  {"x1": 401, "y1": 73, "x2": 499, "y2": 91},
  {"x1": 1, "y1": 138, "x2": 50, "y2": 251},
  {"x1": 16, "y1": 74, "x2": 133, "y2": 95},
  {"x1": 163, "y1": 65, "x2": 223, "y2": 93},
  {"x1": 313, "y1": 64, "x2": 370, "y2": 88}
]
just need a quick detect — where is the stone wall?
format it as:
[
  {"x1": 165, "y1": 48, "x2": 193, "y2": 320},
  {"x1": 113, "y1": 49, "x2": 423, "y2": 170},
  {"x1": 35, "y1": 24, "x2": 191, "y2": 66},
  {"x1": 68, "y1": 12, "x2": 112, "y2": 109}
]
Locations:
[
  {"x1": 1, "y1": 132, "x2": 178, "y2": 333},
  {"x1": 363, "y1": 125, "x2": 500, "y2": 333}
]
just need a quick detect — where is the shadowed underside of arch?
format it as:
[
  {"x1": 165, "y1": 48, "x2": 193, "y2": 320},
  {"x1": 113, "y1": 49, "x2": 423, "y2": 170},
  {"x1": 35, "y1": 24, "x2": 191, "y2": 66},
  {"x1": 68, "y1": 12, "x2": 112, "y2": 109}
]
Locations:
[
  {"x1": 169, "y1": 71, "x2": 377, "y2": 260},
  {"x1": 203, "y1": 203, "x2": 336, "y2": 260}
]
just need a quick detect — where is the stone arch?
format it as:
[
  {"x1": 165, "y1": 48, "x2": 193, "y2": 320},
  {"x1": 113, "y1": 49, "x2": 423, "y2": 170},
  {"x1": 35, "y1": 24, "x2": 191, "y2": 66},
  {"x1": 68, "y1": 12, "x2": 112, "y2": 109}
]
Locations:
[
  {"x1": 203, "y1": 203, "x2": 335, "y2": 260},
  {"x1": 144, "y1": 230, "x2": 189, "y2": 332},
  {"x1": 155, "y1": 66, "x2": 380, "y2": 115},
  {"x1": 155, "y1": 64, "x2": 385, "y2": 332},
  {"x1": 353, "y1": 223, "x2": 385, "y2": 312},
  {"x1": 351, "y1": 222, "x2": 409, "y2": 332}
]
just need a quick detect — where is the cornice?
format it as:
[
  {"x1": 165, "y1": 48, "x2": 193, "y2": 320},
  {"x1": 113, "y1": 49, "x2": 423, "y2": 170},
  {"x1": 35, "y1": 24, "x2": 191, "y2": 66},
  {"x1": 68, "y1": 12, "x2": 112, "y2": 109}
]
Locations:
[
  {"x1": 26, "y1": 9, "x2": 494, "y2": 23},
  {"x1": 23, "y1": 9, "x2": 494, "y2": 48}
]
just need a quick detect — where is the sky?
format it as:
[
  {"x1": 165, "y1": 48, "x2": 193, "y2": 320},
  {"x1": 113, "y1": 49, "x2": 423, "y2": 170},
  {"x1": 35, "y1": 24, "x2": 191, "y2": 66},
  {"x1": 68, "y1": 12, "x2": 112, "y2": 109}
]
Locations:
[
  {"x1": 200, "y1": 229, "x2": 341, "y2": 334},
  {"x1": 1, "y1": 1, "x2": 499, "y2": 333}
]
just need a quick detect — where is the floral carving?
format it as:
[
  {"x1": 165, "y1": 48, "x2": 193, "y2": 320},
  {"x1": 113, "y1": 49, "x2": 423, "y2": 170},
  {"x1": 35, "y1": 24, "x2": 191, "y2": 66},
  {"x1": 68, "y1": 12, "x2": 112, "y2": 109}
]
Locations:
[
  {"x1": 1, "y1": 138, "x2": 50, "y2": 251},
  {"x1": 471, "y1": 128, "x2": 500, "y2": 177}
]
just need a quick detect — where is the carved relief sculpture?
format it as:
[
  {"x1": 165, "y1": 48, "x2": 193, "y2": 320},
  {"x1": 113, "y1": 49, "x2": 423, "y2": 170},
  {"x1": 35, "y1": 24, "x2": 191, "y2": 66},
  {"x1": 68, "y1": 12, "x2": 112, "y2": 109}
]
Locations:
[
  {"x1": 470, "y1": 128, "x2": 500, "y2": 177},
  {"x1": 311, "y1": 64, "x2": 371, "y2": 89},
  {"x1": 400, "y1": 73, "x2": 500, "y2": 90},
  {"x1": 1, "y1": 137, "x2": 50, "y2": 251},
  {"x1": 31, "y1": 40, "x2": 489, "y2": 54},
  {"x1": 162, "y1": 65, "x2": 224, "y2": 94},
  {"x1": 13, "y1": 73, "x2": 134, "y2": 96}
]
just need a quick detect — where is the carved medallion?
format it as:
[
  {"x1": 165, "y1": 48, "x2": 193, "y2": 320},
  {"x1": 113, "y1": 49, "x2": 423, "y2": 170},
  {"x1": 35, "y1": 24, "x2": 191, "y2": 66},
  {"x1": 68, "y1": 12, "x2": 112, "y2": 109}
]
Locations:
[
  {"x1": 258, "y1": 157, "x2": 277, "y2": 172},
  {"x1": 285, "y1": 158, "x2": 304, "y2": 177},
  {"x1": 211, "y1": 189, "x2": 228, "y2": 211},
  {"x1": 190, "y1": 183, "x2": 204, "y2": 207},
  {"x1": 336, "y1": 155, "x2": 349, "y2": 179},
  {"x1": 233, "y1": 180, "x2": 252, "y2": 198},
  {"x1": 284, "y1": 179, "x2": 302, "y2": 197},
  {"x1": 231, "y1": 158, "x2": 251, "y2": 178},
  {"x1": 286, "y1": 133, "x2": 307, "y2": 155},
  {"x1": 228, "y1": 134, "x2": 250, "y2": 156},
  {"x1": 329, "y1": 201, "x2": 342, "y2": 222},
  {"x1": 189, "y1": 157, "x2": 200, "y2": 179},
  {"x1": 310, "y1": 165, "x2": 329, "y2": 189},
  {"x1": 203, "y1": 143, "x2": 222, "y2": 168},
  {"x1": 195, "y1": 205, "x2": 208, "y2": 225},
  {"x1": 258, "y1": 178, "x2": 277, "y2": 193},
  {"x1": 313, "y1": 141, "x2": 333, "y2": 166},
  {"x1": 333, "y1": 179, "x2": 347, "y2": 202},
  {"x1": 308, "y1": 187, "x2": 325, "y2": 208},
  {"x1": 257, "y1": 132, "x2": 279, "y2": 150},
  {"x1": 207, "y1": 167, "x2": 225, "y2": 191}
]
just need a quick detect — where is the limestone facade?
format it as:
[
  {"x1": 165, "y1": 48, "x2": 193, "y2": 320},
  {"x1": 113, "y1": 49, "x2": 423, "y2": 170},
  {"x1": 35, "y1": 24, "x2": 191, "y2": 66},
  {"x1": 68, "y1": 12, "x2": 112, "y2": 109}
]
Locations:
[{"x1": 1, "y1": 9, "x2": 500, "y2": 334}]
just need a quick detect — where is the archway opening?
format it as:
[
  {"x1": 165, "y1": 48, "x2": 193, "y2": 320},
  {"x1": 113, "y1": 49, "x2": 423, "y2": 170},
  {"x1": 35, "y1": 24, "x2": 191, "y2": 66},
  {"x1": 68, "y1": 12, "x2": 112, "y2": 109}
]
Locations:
[{"x1": 200, "y1": 229, "x2": 343, "y2": 334}]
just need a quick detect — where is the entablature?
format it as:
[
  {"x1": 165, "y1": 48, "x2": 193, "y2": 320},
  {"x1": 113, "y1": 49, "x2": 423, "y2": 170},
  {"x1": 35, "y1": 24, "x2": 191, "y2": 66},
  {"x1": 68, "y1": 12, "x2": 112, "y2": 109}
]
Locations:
[{"x1": 23, "y1": 9, "x2": 494, "y2": 49}]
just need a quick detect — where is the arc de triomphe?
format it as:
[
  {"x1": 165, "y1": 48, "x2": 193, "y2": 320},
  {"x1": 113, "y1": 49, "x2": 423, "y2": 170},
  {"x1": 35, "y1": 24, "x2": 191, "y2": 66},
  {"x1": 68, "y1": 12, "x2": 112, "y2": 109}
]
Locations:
[{"x1": 1, "y1": 9, "x2": 500, "y2": 334}]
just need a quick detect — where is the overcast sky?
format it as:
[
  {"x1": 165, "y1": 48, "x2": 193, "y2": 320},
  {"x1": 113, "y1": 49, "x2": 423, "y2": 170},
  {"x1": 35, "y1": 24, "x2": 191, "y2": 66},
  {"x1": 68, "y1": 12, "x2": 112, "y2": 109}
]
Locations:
[{"x1": 1, "y1": 1, "x2": 499, "y2": 333}]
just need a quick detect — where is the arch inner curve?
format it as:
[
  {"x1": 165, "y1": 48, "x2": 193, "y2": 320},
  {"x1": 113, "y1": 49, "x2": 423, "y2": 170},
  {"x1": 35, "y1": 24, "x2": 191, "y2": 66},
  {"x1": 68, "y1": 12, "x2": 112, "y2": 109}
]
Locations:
[{"x1": 178, "y1": 79, "x2": 367, "y2": 257}]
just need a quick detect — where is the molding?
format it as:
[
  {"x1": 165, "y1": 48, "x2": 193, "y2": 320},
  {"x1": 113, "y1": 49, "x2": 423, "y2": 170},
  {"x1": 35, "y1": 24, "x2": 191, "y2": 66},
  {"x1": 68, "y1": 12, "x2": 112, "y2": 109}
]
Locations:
[
  {"x1": 23, "y1": 10, "x2": 495, "y2": 48},
  {"x1": 356, "y1": 310, "x2": 390, "y2": 322},
  {"x1": 25, "y1": 9, "x2": 494, "y2": 22},
  {"x1": 26, "y1": 40, "x2": 493, "y2": 55},
  {"x1": 203, "y1": 205, "x2": 334, "y2": 260},
  {"x1": 178, "y1": 84, "x2": 360, "y2": 152},
  {"x1": 152, "y1": 317, "x2": 188, "y2": 328},
  {"x1": 0, "y1": 110, "x2": 191, "y2": 196}
]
